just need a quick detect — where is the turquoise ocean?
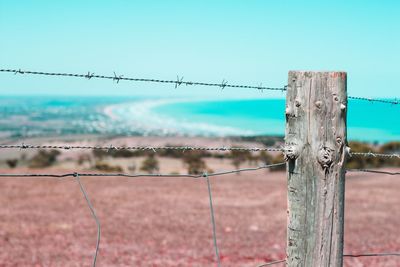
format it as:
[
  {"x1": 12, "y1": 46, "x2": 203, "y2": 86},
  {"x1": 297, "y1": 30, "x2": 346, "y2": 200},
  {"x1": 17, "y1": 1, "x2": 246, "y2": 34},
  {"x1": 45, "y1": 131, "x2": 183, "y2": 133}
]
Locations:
[{"x1": 0, "y1": 96, "x2": 398, "y2": 143}]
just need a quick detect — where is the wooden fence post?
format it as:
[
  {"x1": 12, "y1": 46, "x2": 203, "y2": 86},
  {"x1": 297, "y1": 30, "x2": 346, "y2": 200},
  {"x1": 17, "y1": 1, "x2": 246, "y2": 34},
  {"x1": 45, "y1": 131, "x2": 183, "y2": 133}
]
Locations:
[{"x1": 285, "y1": 71, "x2": 347, "y2": 267}]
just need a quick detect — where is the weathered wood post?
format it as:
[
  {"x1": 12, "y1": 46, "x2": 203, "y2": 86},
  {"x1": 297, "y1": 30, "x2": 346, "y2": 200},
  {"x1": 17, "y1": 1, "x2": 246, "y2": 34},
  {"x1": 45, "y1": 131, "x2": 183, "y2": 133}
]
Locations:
[{"x1": 285, "y1": 71, "x2": 347, "y2": 267}]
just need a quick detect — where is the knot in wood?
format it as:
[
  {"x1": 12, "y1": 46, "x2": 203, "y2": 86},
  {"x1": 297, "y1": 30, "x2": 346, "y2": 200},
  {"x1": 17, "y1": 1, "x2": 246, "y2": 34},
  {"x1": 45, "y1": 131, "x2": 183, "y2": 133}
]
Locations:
[
  {"x1": 285, "y1": 106, "x2": 295, "y2": 118},
  {"x1": 318, "y1": 146, "x2": 334, "y2": 171},
  {"x1": 284, "y1": 144, "x2": 299, "y2": 161}
]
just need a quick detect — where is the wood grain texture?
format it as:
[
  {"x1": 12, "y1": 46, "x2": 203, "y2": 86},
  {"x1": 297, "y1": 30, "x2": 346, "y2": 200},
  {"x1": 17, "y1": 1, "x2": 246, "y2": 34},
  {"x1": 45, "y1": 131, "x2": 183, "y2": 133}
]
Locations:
[{"x1": 285, "y1": 71, "x2": 347, "y2": 267}]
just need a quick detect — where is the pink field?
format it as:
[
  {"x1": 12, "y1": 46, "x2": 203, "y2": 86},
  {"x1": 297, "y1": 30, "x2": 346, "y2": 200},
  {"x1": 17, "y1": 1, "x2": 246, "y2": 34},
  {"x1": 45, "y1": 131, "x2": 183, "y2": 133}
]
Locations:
[{"x1": 0, "y1": 168, "x2": 399, "y2": 267}]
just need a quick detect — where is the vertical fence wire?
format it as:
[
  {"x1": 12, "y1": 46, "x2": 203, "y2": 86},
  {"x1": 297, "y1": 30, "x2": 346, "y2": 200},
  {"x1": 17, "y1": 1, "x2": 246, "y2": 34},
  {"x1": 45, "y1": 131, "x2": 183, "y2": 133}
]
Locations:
[
  {"x1": 74, "y1": 173, "x2": 101, "y2": 267},
  {"x1": 204, "y1": 172, "x2": 221, "y2": 267}
]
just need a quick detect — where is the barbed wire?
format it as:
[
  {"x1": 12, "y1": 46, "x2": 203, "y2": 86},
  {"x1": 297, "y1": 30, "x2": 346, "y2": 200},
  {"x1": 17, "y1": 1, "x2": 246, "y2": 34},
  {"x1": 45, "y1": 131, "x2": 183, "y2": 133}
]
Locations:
[
  {"x1": 74, "y1": 173, "x2": 100, "y2": 267},
  {"x1": 348, "y1": 96, "x2": 399, "y2": 105},
  {"x1": 3, "y1": 68, "x2": 400, "y2": 105},
  {"x1": 346, "y1": 169, "x2": 400, "y2": 176},
  {"x1": 0, "y1": 143, "x2": 283, "y2": 153},
  {"x1": 2, "y1": 142, "x2": 399, "y2": 157},
  {"x1": 3, "y1": 143, "x2": 400, "y2": 162},
  {"x1": 0, "y1": 68, "x2": 286, "y2": 92}
]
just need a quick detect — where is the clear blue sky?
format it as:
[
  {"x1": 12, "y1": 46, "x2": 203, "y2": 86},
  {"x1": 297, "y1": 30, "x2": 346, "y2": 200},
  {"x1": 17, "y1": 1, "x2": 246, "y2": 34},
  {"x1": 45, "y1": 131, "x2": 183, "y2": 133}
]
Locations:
[{"x1": 0, "y1": 0, "x2": 399, "y2": 98}]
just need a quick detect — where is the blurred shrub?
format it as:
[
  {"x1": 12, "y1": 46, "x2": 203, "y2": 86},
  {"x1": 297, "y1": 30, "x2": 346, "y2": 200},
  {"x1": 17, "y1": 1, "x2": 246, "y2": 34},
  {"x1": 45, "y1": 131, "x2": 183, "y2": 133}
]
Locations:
[
  {"x1": 140, "y1": 154, "x2": 159, "y2": 174},
  {"x1": 157, "y1": 144, "x2": 186, "y2": 158},
  {"x1": 211, "y1": 153, "x2": 227, "y2": 159},
  {"x1": 94, "y1": 161, "x2": 123, "y2": 172},
  {"x1": 230, "y1": 148, "x2": 251, "y2": 170},
  {"x1": 29, "y1": 149, "x2": 60, "y2": 168},
  {"x1": 270, "y1": 154, "x2": 286, "y2": 172},
  {"x1": 110, "y1": 149, "x2": 137, "y2": 158},
  {"x1": 6, "y1": 159, "x2": 18, "y2": 168},
  {"x1": 247, "y1": 153, "x2": 259, "y2": 166},
  {"x1": 182, "y1": 151, "x2": 207, "y2": 175},
  {"x1": 258, "y1": 151, "x2": 273, "y2": 165},
  {"x1": 378, "y1": 142, "x2": 400, "y2": 167},
  {"x1": 92, "y1": 148, "x2": 147, "y2": 159},
  {"x1": 92, "y1": 149, "x2": 108, "y2": 159},
  {"x1": 380, "y1": 141, "x2": 400, "y2": 153}
]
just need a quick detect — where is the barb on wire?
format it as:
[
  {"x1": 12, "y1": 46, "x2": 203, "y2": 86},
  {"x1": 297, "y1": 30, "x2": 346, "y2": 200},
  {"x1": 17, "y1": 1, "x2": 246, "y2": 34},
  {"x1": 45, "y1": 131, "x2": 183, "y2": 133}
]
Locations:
[
  {"x1": 204, "y1": 172, "x2": 221, "y2": 267},
  {"x1": 74, "y1": 173, "x2": 100, "y2": 267},
  {"x1": 175, "y1": 75, "x2": 184, "y2": 88},
  {"x1": 14, "y1": 69, "x2": 24, "y2": 75},
  {"x1": 0, "y1": 163, "x2": 286, "y2": 179},
  {"x1": 0, "y1": 68, "x2": 286, "y2": 91},
  {"x1": 348, "y1": 96, "x2": 399, "y2": 105},
  {"x1": 344, "y1": 252, "x2": 400, "y2": 258},
  {"x1": 113, "y1": 72, "x2": 123, "y2": 83},
  {"x1": 85, "y1": 72, "x2": 94, "y2": 80},
  {"x1": 107, "y1": 144, "x2": 116, "y2": 153},
  {"x1": 0, "y1": 143, "x2": 283, "y2": 153},
  {"x1": 346, "y1": 169, "x2": 400, "y2": 176},
  {"x1": 220, "y1": 79, "x2": 228, "y2": 90},
  {"x1": 256, "y1": 259, "x2": 286, "y2": 266}
]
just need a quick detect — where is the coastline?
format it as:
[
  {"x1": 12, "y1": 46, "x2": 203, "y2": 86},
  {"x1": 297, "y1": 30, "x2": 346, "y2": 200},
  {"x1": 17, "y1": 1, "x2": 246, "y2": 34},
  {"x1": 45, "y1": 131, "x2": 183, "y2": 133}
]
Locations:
[{"x1": 0, "y1": 96, "x2": 399, "y2": 142}]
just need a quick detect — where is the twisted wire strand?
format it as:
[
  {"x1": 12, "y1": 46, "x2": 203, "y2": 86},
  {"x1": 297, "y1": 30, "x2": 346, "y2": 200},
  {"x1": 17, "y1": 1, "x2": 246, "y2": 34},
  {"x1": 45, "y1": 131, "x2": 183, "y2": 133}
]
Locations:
[
  {"x1": 349, "y1": 151, "x2": 400, "y2": 159},
  {"x1": 0, "y1": 68, "x2": 286, "y2": 91},
  {"x1": 346, "y1": 169, "x2": 400, "y2": 176},
  {"x1": 348, "y1": 96, "x2": 399, "y2": 105},
  {"x1": 0, "y1": 144, "x2": 283, "y2": 153},
  {"x1": 256, "y1": 259, "x2": 286, "y2": 266},
  {"x1": 344, "y1": 252, "x2": 400, "y2": 258},
  {"x1": 74, "y1": 173, "x2": 100, "y2": 267}
]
